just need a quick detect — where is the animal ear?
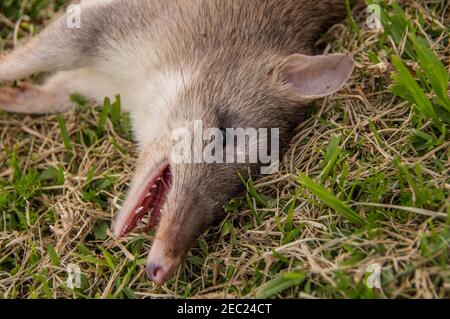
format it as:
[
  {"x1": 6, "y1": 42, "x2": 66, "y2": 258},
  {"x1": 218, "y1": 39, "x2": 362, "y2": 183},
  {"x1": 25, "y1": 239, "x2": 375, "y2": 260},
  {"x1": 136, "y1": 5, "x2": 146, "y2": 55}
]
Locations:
[{"x1": 275, "y1": 53, "x2": 355, "y2": 99}]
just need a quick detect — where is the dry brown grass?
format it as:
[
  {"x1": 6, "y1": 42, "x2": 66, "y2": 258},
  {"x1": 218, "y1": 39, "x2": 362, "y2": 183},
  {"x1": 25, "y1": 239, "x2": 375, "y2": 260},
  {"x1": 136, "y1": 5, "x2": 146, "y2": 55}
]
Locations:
[{"x1": 0, "y1": 0, "x2": 449, "y2": 299}]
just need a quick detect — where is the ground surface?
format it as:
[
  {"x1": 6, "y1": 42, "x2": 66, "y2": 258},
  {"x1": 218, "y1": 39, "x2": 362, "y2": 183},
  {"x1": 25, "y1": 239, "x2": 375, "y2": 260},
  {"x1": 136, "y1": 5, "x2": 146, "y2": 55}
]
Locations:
[{"x1": 0, "y1": 0, "x2": 449, "y2": 299}]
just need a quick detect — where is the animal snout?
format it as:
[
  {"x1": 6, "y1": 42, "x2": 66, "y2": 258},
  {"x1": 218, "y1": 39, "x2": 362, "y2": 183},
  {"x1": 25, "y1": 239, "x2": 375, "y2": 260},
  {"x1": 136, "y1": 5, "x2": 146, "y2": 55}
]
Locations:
[
  {"x1": 146, "y1": 262, "x2": 168, "y2": 285},
  {"x1": 146, "y1": 240, "x2": 180, "y2": 286}
]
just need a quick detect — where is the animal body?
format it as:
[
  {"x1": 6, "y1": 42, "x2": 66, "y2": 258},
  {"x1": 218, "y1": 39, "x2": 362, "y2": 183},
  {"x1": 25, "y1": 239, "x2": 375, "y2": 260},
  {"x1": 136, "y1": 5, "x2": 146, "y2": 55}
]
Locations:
[{"x1": 0, "y1": 0, "x2": 355, "y2": 285}]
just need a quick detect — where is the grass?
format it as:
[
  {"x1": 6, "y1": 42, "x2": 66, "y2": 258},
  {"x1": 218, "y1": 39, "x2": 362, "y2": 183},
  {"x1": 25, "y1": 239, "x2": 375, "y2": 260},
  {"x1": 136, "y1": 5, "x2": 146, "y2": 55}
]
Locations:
[{"x1": 0, "y1": 0, "x2": 449, "y2": 299}]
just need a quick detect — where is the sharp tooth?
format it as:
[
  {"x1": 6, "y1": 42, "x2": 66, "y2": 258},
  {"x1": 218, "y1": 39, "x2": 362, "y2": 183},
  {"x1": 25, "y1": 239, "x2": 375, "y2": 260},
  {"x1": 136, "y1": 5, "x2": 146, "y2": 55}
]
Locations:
[{"x1": 135, "y1": 206, "x2": 144, "y2": 214}]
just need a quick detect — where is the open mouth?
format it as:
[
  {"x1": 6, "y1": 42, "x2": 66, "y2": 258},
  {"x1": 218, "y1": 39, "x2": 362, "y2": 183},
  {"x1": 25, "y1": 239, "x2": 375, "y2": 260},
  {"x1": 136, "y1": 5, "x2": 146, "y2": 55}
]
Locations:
[{"x1": 120, "y1": 164, "x2": 172, "y2": 236}]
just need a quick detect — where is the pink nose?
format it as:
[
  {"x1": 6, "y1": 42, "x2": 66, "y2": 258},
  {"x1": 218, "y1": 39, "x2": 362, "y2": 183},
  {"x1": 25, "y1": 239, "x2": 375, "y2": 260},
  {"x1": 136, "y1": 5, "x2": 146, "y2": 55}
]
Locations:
[{"x1": 146, "y1": 262, "x2": 168, "y2": 285}]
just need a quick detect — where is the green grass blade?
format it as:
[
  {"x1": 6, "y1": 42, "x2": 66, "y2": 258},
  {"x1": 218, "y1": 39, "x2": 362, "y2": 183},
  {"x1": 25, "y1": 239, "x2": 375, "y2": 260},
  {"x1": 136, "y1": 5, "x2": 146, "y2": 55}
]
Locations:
[
  {"x1": 368, "y1": 119, "x2": 384, "y2": 147},
  {"x1": 97, "y1": 97, "x2": 111, "y2": 135},
  {"x1": 47, "y1": 245, "x2": 61, "y2": 267},
  {"x1": 345, "y1": 0, "x2": 360, "y2": 35},
  {"x1": 285, "y1": 188, "x2": 301, "y2": 232},
  {"x1": 98, "y1": 246, "x2": 118, "y2": 271},
  {"x1": 110, "y1": 95, "x2": 122, "y2": 127},
  {"x1": 376, "y1": 1, "x2": 415, "y2": 59},
  {"x1": 255, "y1": 272, "x2": 305, "y2": 298},
  {"x1": 410, "y1": 35, "x2": 450, "y2": 112},
  {"x1": 391, "y1": 55, "x2": 442, "y2": 128},
  {"x1": 56, "y1": 115, "x2": 73, "y2": 152},
  {"x1": 321, "y1": 135, "x2": 342, "y2": 182},
  {"x1": 282, "y1": 224, "x2": 305, "y2": 245},
  {"x1": 238, "y1": 173, "x2": 268, "y2": 208},
  {"x1": 298, "y1": 173, "x2": 365, "y2": 226}
]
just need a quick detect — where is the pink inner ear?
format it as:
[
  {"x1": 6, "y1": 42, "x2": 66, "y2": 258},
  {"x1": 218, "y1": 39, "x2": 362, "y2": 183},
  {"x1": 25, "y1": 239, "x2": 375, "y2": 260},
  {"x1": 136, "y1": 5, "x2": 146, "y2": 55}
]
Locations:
[{"x1": 281, "y1": 53, "x2": 355, "y2": 99}]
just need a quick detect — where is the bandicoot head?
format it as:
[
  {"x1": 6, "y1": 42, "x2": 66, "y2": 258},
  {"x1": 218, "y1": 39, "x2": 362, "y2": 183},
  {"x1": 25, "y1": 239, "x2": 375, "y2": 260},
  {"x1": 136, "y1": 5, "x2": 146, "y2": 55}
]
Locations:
[{"x1": 112, "y1": 53, "x2": 354, "y2": 285}]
